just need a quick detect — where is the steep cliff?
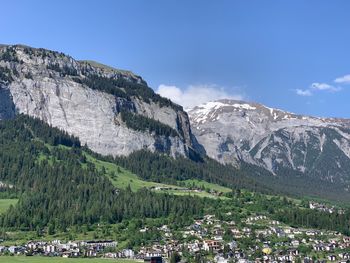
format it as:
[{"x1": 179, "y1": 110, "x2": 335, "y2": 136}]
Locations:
[{"x1": 0, "y1": 44, "x2": 194, "y2": 157}]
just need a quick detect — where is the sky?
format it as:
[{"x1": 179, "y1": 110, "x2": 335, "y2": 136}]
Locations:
[{"x1": 1, "y1": 0, "x2": 350, "y2": 117}]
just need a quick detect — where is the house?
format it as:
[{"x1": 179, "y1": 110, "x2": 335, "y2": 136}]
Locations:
[
  {"x1": 8, "y1": 246, "x2": 19, "y2": 254},
  {"x1": 327, "y1": 255, "x2": 337, "y2": 261},
  {"x1": 277, "y1": 254, "x2": 294, "y2": 262},
  {"x1": 339, "y1": 253, "x2": 350, "y2": 260},
  {"x1": 214, "y1": 228, "x2": 224, "y2": 236},
  {"x1": 80, "y1": 240, "x2": 117, "y2": 252},
  {"x1": 203, "y1": 240, "x2": 222, "y2": 252},
  {"x1": 187, "y1": 242, "x2": 201, "y2": 253},
  {"x1": 291, "y1": 240, "x2": 300, "y2": 247},
  {"x1": 229, "y1": 241, "x2": 238, "y2": 250},
  {"x1": 0, "y1": 246, "x2": 6, "y2": 253},
  {"x1": 44, "y1": 244, "x2": 56, "y2": 253},
  {"x1": 123, "y1": 249, "x2": 135, "y2": 258},
  {"x1": 306, "y1": 230, "x2": 319, "y2": 236},
  {"x1": 86, "y1": 249, "x2": 97, "y2": 257},
  {"x1": 313, "y1": 244, "x2": 323, "y2": 251},
  {"x1": 213, "y1": 236, "x2": 223, "y2": 241},
  {"x1": 214, "y1": 255, "x2": 228, "y2": 263},
  {"x1": 231, "y1": 228, "x2": 242, "y2": 238},
  {"x1": 324, "y1": 243, "x2": 336, "y2": 251},
  {"x1": 272, "y1": 228, "x2": 286, "y2": 238},
  {"x1": 234, "y1": 251, "x2": 245, "y2": 259},
  {"x1": 288, "y1": 249, "x2": 299, "y2": 256},
  {"x1": 293, "y1": 229, "x2": 302, "y2": 235},
  {"x1": 104, "y1": 252, "x2": 117, "y2": 258},
  {"x1": 343, "y1": 236, "x2": 350, "y2": 243}
]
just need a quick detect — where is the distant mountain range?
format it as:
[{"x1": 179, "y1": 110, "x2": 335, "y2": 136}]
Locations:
[{"x1": 188, "y1": 99, "x2": 350, "y2": 192}]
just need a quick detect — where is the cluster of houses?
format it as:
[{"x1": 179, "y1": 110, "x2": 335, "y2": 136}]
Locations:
[
  {"x1": 0, "y1": 240, "x2": 118, "y2": 258},
  {"x1": 133, "y1": 214, "x2": 350, "y2": 263},
  {"x1": 151, "y1": 186, "x2": 224, "y2": 197},
  {"x1": 309, "y1": 201, "x2": 345, "y2": 214},
  {"x1": 1, "y1": 214, "x2": 350, "y2": 262}
]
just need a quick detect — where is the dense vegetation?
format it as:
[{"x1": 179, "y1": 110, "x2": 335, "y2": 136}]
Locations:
[
  {"x1": 120, "y1": 111, "x2": 178, "y2": 137},
  {"x1": 0, "y1": 116, "x2": 208, "y2": 230},
  {"x1": 275, "y1": 207, "x2": 350, "y2": 235}
]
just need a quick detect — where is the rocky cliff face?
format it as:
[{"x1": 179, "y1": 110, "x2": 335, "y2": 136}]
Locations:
[
  {"x1": 0, "y1": 45, "x2": 194, "y2": 157},
  {"x1": 188, "y1": 99, "x2": 350, "y2": 188}
]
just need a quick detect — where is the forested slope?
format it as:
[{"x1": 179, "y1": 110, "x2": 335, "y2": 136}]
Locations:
[{"x1": 0, "y1": 116, "x2": 207, "y2": 230}]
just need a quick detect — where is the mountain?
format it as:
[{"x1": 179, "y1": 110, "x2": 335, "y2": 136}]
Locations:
[
  {"x1": 2, "y1": 44, "x2": 350, "y2": 202},
  {"x1": 188, "y1": 99, "x2": 350, "y2": 191},
  {"x1": 0, "y1": 44, "x2": 195, "y2": 158},
  {"x1": 0, "y1": 45, "x2": 280, "y2": 196}
]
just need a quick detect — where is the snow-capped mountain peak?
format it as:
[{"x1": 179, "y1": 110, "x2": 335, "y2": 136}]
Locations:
[{"x1": 188, "y1": 99, "x2": 350, "y2": 188}]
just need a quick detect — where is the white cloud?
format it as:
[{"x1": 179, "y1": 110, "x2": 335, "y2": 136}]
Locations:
[
  {"x1": 311, "y1": 82, "x2": 341, "y2": 92},
  {"x1": 334, "y1": 74, "x2": 350, "y2": 84},
  {"x1": 296, "y1": 89, "x2": 312, "y2": 96},
  {"x1": 156, "y1": 84, "x2": 244, "y2": 110},
  {"x1": 296, "y1": 81, "x2": 342, "y2": 97}
]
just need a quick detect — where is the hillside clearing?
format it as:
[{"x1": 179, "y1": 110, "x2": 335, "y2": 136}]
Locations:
[{"x1": 0, "y1": 199, "x2": 18, "y2": 214}]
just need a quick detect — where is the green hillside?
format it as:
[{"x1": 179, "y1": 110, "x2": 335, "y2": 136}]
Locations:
[
  {"x1": 84, "y1": 152, "x2": 230, "y2": 199},
  {"x1": 84, "y1": 152, "x2": 174, "y2": 191}
]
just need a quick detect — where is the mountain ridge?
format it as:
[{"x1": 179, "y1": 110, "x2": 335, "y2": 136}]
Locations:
[{"x1": 188, "y1": 99, "x2": 350, "y2": 191}]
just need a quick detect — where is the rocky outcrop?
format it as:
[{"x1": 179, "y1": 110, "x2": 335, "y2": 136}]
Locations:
[{"x1": 0, "y1": 44, "x2": 194, "y2": 158}]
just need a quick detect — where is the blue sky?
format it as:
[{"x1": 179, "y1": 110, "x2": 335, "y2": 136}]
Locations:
[{"x1": 1, "y1": 0, "x2": 350, "y2": 117}]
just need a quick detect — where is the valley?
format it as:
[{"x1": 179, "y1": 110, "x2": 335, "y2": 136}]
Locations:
[{"x1": 1, "y1": 44, "x2": 350, "y2": 262}]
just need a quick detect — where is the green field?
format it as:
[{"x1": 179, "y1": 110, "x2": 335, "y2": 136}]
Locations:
[
  {"x1": 0, "y1": 199, "x2": 18, "y2": 214},
  {"x1": 0, "y1": 256, "x2": 140, "y2": 263},
  {"x1": 181, "y1": 179, "x2": 232, "y2": 193}
]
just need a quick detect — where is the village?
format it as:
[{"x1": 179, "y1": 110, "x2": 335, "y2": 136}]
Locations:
[{"x1": 1, "y1": 212, "x2": 350, "y2": 263}]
